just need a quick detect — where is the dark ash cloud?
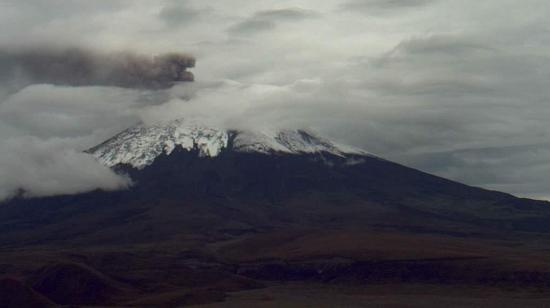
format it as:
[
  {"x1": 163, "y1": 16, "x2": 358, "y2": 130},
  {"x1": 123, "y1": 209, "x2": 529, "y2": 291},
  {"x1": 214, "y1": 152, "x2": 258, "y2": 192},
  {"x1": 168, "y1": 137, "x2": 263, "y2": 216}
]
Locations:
[{"x1": 0, "y1": 47, "x2": 195, "y2": 91}]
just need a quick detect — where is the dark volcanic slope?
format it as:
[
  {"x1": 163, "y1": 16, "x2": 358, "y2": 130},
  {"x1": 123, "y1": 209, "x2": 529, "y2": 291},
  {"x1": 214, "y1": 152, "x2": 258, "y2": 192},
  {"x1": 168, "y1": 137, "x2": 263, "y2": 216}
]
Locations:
[{"x1": 0, "y1": 146, "x2": 549, "y2": 247}]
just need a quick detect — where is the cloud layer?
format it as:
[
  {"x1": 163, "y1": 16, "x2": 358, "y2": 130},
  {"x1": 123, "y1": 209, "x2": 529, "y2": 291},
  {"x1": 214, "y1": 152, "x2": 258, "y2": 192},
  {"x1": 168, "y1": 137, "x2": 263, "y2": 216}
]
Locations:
[
  {"x1": 0, "y1": 137, "x2": 130, "y2": 200},
  {"x1": 1, "y1": 1, "x2": 550, "y2": 200}
]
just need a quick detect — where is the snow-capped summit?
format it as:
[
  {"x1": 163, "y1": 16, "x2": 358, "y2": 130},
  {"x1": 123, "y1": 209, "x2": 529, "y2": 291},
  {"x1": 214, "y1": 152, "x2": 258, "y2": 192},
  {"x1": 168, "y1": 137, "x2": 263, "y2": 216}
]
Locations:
[{"x1": 87, "y1": 118, "x2": 371, "y2": 169}]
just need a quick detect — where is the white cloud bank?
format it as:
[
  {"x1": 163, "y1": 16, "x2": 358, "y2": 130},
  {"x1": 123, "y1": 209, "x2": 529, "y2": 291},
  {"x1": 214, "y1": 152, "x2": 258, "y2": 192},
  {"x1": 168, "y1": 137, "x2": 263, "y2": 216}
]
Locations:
[{"x1": 0, "y1": 137, "x2": 130, "y2": 200}]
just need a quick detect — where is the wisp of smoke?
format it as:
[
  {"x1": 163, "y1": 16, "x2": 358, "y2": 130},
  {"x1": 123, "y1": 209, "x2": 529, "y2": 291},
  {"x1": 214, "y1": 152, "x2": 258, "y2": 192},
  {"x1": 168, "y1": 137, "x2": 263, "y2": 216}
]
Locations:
[{"x1": 0, "y1": 47, "x2": 195, "y2": 91}]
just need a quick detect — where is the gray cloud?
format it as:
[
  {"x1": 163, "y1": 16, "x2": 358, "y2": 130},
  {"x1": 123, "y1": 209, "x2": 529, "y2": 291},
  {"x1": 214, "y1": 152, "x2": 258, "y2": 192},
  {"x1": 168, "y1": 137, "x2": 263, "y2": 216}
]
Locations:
[
  {"x1": 387, "y1": 35, "x2": 494, "y2": 57},
  {"x1": 228, "y1": 8, "x2": 317, "y2": 35},
  {"x1": 228, "y1": 20, "x2": 276, "y2": 35},
  {"x1": 341, "y1": 0, "x2": 436, "y2": 13},
  {"x1": 158, "y1": 2, "x2": 207, "y2": 27},
  {"x1": 254, "y1": 8, "x2": 318, "y2": 21},
  {"x1": 0, "y1": 85, "x2": 141, "y2": 139}
]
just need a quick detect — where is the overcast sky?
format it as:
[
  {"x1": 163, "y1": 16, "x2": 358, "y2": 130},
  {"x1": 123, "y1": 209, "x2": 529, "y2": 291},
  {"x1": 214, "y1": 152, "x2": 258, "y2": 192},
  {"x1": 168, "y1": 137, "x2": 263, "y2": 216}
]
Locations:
[{"x1": 0, "y1": 0, "x2": 549, "y2": 200}]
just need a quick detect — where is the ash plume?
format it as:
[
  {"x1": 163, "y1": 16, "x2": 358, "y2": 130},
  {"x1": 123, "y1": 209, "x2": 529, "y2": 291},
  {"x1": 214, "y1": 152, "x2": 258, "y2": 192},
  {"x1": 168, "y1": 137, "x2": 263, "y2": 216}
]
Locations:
[{"x1": 0, "y1": 47, "x2": 195, "y2": 90}]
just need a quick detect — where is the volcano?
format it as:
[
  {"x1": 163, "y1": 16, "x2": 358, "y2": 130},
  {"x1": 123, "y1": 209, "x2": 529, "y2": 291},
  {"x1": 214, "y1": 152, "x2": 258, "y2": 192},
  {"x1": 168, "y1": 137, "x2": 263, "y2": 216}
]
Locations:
[{"x1": 2, "y1": 118, "x2": 550, "y2": 306}]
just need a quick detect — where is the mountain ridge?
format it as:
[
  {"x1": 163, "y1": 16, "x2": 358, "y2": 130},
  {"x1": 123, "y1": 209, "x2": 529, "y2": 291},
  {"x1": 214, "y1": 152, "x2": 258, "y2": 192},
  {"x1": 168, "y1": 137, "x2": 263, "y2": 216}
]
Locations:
[{"x1": 2, "y1": 118, "x2": 550, "y2": 244}]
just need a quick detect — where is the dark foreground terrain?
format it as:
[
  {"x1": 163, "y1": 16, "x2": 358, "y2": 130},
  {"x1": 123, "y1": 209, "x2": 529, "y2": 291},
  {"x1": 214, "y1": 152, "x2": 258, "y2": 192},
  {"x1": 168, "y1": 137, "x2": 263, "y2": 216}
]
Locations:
[
  {"x1": 4, "y1": 230, "x2": 550, "y2": 307},
  {"x1": 2, "y1": 149, "x2": 550, "y2": 306}
]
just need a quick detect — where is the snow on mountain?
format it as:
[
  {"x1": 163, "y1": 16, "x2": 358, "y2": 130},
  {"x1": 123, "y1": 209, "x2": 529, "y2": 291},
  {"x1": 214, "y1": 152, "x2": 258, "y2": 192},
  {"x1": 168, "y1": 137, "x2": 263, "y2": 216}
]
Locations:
[{"x1": 87, "y1": 119, "x2": 371, "y2": 169}]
